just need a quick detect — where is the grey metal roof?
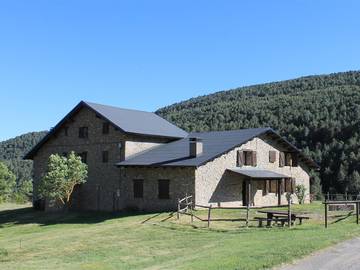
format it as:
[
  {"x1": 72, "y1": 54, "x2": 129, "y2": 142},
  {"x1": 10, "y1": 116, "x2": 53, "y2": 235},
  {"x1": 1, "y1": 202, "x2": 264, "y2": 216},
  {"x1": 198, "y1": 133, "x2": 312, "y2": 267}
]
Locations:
[
  {"x1": 227, "y1": 168, "x2": 290, "y2": 179},
  {"x1": 85, "y1": 101, "x2": 188, "y2": 138},
  {"x1": 117, "y1": 127, "x2": 319, "y2": 169},
  {"x1": 24, "y1": 101, "x2": 187, "y2": 159},
  {"x1": 117, "y1": 127, "x2": 272, "y2": 167}
]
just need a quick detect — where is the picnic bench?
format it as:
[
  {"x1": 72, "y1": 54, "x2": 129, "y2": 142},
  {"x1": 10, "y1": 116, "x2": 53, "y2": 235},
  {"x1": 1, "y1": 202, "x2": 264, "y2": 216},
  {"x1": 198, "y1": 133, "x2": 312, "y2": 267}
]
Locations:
[{"x1": 255, "y1": 209, "x2": 310, "y2": 227}]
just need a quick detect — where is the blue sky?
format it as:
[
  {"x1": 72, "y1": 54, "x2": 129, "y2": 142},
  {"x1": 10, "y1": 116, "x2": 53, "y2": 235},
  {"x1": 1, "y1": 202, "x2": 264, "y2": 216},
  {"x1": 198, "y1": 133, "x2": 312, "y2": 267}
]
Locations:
[{"x1": 1, "y1": 0, "x2": 359, "y2": 141}]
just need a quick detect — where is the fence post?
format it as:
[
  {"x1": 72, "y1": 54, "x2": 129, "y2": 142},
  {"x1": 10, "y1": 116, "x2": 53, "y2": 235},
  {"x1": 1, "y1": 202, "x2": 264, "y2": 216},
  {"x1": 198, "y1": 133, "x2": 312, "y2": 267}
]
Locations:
[
  {"x1": 207, "y1": 205, "x2": 212, "y2": 228},
  {"x1": 190, "y1": 202, "x2": 194, "y2": 223},
  {"x1": 357, "y1": 202, "x2": 359, "y2": 225},
  {"x1": 325, "y1": 202, "x2": 328, "y2": 228},
  {"x1": 288, "y1": 198, "x2": 292, "y2": 228},
  {"x1": 177, "y1": 198, "x2": 180, "y2": 220},
  {"x1": 246, "y1": 204, "x2": 250, "y2": 228}
]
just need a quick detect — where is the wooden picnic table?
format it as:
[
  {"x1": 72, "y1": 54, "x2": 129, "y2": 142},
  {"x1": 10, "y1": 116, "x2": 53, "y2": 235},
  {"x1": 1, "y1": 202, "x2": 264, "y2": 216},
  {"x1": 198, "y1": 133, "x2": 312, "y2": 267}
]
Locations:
[{"x1": 257, "y1": 209, "x2": 309, "y2": 227}]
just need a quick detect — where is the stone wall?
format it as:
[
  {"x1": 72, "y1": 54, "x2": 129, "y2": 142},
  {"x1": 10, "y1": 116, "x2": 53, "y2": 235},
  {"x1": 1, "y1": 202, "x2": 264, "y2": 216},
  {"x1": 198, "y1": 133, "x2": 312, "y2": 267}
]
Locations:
[
  {"x1": 32, "y1": 106, "x2": 169, "y2": 211},
  {"x1": 195, "y1": 135, "x2": 311, "y2": 207},
  {"x1": 120, "y1": 166, "x2": 195, "y2": 211}
]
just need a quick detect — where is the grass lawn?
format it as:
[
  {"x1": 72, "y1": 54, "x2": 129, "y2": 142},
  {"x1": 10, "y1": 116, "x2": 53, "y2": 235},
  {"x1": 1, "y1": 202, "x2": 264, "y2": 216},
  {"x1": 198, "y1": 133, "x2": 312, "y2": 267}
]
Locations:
[{"x1": 1, "y1": 202, "x2": 360, "y2": 270}]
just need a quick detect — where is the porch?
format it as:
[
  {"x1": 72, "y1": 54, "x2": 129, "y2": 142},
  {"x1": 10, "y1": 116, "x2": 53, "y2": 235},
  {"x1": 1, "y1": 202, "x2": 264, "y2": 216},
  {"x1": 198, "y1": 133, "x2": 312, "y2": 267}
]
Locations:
[{"x1": 226, "y1": 168, "x2": 295, "y2": 206}]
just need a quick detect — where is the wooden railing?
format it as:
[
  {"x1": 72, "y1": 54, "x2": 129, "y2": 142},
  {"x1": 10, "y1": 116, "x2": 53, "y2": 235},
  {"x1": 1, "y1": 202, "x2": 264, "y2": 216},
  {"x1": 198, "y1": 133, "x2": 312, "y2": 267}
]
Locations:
[{"x1": 177, "y1": 195, "x2": 293, "y2": 228}]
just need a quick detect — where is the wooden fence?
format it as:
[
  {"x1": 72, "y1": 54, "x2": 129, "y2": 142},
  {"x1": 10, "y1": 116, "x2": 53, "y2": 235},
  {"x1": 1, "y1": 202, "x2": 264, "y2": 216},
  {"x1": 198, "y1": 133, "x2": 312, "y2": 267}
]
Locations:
[{"x1": 177, "y1": 195, "x2": 293, "y2": 228}]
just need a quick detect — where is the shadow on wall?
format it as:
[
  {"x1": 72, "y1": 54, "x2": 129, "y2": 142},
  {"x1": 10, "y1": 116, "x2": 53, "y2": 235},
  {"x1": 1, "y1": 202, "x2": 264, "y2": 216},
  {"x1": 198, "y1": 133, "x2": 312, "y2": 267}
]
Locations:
[
  {"x1": 0, "y1": 206, "x2": 147, "y2": 227},
  {"x1": 209, "y1": 170, "x2": 244, "y2": 204}
]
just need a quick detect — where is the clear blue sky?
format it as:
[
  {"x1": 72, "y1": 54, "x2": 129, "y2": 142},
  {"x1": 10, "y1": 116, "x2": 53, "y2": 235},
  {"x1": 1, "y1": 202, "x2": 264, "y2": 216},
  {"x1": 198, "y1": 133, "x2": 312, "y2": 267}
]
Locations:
[{"x1": 1, "y1": 0, "x2": 359, "y2": 141}]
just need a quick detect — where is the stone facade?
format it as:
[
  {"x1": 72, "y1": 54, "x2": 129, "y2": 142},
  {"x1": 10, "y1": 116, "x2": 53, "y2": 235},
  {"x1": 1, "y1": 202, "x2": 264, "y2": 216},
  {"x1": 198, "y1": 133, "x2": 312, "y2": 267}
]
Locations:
[
  {"x1": 195, "y1": 135, "x2": 311, "y2": 207},
  {"x1": 32, "y1": 106, "x2": 170, "y2": 211},
  {"x1": 31, "y1": 106, "x2": 312, "y2": 212},
  {"x1": 120, "y1": 167, "x2": 195, "y2": 211}
]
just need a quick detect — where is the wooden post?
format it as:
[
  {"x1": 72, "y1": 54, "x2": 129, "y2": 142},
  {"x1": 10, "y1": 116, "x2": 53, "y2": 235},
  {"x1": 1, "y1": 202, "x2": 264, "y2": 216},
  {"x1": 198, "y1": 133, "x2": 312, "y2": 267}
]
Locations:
[
  {"x1": 356, "y1": 202, "x2": 359, "y2": 225},
  {"x1": 246, "y1": 203, "x2": 250, "y2": 227},
  {"x1": 246, "y1": 179, "x2": 251, "y2": 228},
  {"x1": 190, "y1": 200, "x2": 194, "y2": 223},
  {"x1": 325, "y1": 202, "x2": 328, "y2": 228},
  {"x1": 207, "y1": 205, "x2": 212, "y2": 228},
  {"x1": 177, "y1": 198, "x2": 180, "y2": 220},
  {"x1": 277, "y1": 179, "x2": 282, "y2": 206},
  {"x1": 288, "y1": 198, "x2": 292, "y2": 228},
  {"x1": 185, "y1": 193, "x2": 188, "y2": 212}
]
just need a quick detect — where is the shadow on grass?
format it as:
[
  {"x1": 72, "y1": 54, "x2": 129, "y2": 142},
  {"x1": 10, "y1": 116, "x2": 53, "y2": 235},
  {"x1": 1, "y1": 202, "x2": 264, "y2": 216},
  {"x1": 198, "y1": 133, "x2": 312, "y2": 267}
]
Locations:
[{"x1": 0, "y1": 206, "x2": 155, "y2": 227}]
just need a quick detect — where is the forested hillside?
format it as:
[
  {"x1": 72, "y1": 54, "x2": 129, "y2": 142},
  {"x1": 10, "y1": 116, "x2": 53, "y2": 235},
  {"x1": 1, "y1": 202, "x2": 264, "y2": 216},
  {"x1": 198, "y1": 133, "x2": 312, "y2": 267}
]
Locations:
[
  {"x1": 0, "y1": 131, "x2": 47, "y2": 195},
  {"x1": 157, "y1": 71, "x2": 360, "y2": 195}
]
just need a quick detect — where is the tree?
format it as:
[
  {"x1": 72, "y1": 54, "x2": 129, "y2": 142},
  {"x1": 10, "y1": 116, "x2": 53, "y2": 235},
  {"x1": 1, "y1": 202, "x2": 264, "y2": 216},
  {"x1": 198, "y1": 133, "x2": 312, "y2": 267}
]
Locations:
[
  {"x1": 38, "y1": 152, "x2": 87, "y2": 209},
  {"x1": 295, "y1": 184, "x2": 306, "y2": 204},
  {"x1": 0, "y1": 162, "x2": 16, "y2": 203}
]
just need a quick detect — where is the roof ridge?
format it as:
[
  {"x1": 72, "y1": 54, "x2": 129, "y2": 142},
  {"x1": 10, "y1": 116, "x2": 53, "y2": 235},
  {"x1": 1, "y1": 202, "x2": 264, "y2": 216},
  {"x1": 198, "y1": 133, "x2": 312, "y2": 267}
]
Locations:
[{"x1": 83, "y1": 100, "x2": 156, "y2": 114}]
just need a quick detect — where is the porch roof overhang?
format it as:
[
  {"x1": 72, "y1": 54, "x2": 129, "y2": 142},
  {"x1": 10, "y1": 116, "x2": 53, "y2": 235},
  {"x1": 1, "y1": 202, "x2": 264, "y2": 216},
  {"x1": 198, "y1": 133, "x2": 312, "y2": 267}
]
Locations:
[{"x1": 227, "y1": 168, "x2": 291, "y2": 179}]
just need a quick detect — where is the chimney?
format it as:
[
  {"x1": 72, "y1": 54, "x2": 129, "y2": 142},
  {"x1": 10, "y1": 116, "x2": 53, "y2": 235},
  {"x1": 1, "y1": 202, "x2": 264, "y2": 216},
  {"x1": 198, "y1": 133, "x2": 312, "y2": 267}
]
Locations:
[{"x1": 189, "y1": 137, "x2": 203, "y2": 157}]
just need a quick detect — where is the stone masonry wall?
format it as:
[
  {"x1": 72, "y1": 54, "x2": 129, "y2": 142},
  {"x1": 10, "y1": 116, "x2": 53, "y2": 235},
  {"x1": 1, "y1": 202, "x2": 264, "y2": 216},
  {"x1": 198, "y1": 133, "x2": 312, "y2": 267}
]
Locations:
[
  {"x1": 120, "y1": 166, "x2": 195, "y2": 211},
  {"x1": 195, "y1": 135, "x2": 311, "y2": 207},
  {"x1": 32, "y1": 106, "x2": 168, "y2": 211}
]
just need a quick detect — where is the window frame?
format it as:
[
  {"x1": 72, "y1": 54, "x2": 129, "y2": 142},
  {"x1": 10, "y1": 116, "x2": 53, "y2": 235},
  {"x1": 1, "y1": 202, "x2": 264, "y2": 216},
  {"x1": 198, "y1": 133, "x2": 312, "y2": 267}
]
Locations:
[
  {"x1": 102, "y1": 151, "x2": 109, "y2": 163},
  {"x1": 79, "y1": 127, "x2": 88, "y2": 139},
  {"x1": 102, "y1": 122, "x2": 110, "y2": 135},
  {"x1": 79, "y1": 152, "x2": 88, "y2": 164},
  {"x1": 158, "y1": 179, "x2": 170, "y2": 199},
  {"x1": 133, "y1": 179, "x2": 144, "y2": 199}
]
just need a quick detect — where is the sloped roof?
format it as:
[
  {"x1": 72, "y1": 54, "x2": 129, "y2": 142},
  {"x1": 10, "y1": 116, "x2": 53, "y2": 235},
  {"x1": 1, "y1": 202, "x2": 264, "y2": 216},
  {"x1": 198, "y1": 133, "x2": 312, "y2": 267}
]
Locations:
[
  {"x1": 24, "y1": 101, "x2": 188, "y2": 159},
  {"x1": 85, "y1": 101, "x2": 188, "y2": 138},
  {"x1": 117, "y1": 127, "x2": 319, "y2": 169},
  {"x1": 227, "y1": 168, "x2": 290, "y2": 179}
]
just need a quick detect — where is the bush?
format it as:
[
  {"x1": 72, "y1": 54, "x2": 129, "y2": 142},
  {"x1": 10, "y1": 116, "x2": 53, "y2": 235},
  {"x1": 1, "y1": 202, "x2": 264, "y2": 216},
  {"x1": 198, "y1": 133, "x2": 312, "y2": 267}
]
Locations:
[{"x1": 295, "y1": 184, "x2": 306, "y2": 204}]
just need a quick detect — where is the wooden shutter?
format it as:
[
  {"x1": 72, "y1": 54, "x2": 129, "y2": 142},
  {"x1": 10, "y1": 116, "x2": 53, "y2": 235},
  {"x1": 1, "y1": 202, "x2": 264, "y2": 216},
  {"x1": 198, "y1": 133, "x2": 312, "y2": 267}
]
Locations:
[
  {"x1": 292, "y1": 153, "x2": 299, "y2": 167},
  {"x1": 265, "y1": 180, "x2": 269, "y2": 195},
  {"x1": 237, "y1": 150, "x2": 244, "y2": 167},
  {"x1": 285, "y1": 153, "x2": 292, "y2": 166},
  {"x1": 251, "y1": 151, "x2": 257, "y2": 167},
  {"x1": 291, "y1": 178, "x2": 296, "y2": 193},
  {"x1": 279, "y1": 152, "x2": 285, "y2": 167},
  {"x1": 280, "y1": 179, "x2": 285, "y2": 194},
  {"x1": 269, "y1": 151, "x2": 276, "y2": 163}
]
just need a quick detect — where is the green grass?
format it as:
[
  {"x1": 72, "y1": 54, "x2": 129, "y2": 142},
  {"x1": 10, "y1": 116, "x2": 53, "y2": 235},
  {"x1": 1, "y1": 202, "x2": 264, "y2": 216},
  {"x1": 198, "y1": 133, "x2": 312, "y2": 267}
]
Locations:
[{"x1": 0, "y1": 202, "x2": 359, "y2": 270}]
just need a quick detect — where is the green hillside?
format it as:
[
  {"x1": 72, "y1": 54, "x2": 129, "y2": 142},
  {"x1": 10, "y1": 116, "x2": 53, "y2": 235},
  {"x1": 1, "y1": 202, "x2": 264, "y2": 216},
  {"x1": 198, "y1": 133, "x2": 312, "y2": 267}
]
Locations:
[
  {"x1": 157, "y1": 71, "x2": 360, "y2": 195},
  {"x1": 0, "y1": 131, "x2": 47, "y2": 188}
]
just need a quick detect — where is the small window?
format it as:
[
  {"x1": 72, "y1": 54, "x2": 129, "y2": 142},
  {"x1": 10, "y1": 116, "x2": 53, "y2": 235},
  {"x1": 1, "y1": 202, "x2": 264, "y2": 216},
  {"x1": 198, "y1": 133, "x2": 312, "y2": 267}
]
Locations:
[
  {"x1": 244, "y1": 151, "x2": 252, "y2": 166},
  {"x1": 285, "y1": 179, "x2": 292, "y2": 193},
  {"x1": 102, "y1": 151, "x2": 109, "y2": 163},
  {"x1": 64, "y1": 127, "x2": 69, "y2": 136},
  {"x1": 79, "y1": 127, "x2": 88, "y2": 138},
  {"x1": 102, "y1": 123, "x2": 110, "y2": 135},
  {"x1": 270, "y1": 180, "x2": 277, "y2": 193},
  {"x1": 79, "y1": 152, "x2": 87, "y2": 164},
  {"x1": 158, "y1": 179, "x2": 170, "y2": 199},
  {"x1": 269, "y1": 151, "x2": 276, "y2": 163},
  {"x1": 285, "y1": 153, "x2": 292, "y2": 166},
  {"x1": 133, "y1": 179, "x2": 144, "y2": 198}
]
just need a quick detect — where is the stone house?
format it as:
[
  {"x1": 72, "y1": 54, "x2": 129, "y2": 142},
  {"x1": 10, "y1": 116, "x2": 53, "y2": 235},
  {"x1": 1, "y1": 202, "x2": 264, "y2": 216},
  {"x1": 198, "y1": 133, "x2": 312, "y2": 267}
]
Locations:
[{"x1": 25, "y1": 101, "x2": 318, "y2": 211}]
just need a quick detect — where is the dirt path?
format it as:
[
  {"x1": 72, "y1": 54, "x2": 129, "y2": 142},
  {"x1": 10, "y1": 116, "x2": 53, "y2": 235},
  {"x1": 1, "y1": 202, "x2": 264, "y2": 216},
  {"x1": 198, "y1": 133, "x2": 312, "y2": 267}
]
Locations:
[{"x1": 276, "y1": 237, "x2": 360, "y2": 270}]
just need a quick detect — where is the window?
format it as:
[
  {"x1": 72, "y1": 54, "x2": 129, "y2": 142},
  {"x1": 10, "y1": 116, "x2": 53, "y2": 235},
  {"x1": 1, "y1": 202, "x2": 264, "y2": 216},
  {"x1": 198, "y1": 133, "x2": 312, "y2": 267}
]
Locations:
[
  {"x1": 285, "y1": 179, "x2": 291, "y2": 193},
  {"x1": 102, "y1": 151, "x2": 109, "y2": 163},
  {"x1": 269, "y1": 151, "x2": 276, "y2": 163},
  {"x1": 262, "y1": 180, "x2": 269, "y2": 196},
  {"x1": 102, "y1": 123, "x2": 110, "y2": 135},
  {"x1": 158, "y1": 179, "x2": 170, "y2": 199},
  {"x1": 64, "y1": 127, "x2": 69, "y2": 136},
  {"x1": 79, "y1": 127, "x2": 88, "y2": 138},
  {"x1": 133, "y1": 179, "x2": 144, "y2": 198},
  {"x1": 237, "y1": 150, "x2": 257, "y2": 166},
  {"x1": 270, "y1": 180, "x2": 277, "y2": 193},
  {"x1": 79, "y1": 152, "x2": 87, "y2": 164},
  {"x1": 285, "y1": 153, "x2": 292, "y2": 166}
]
